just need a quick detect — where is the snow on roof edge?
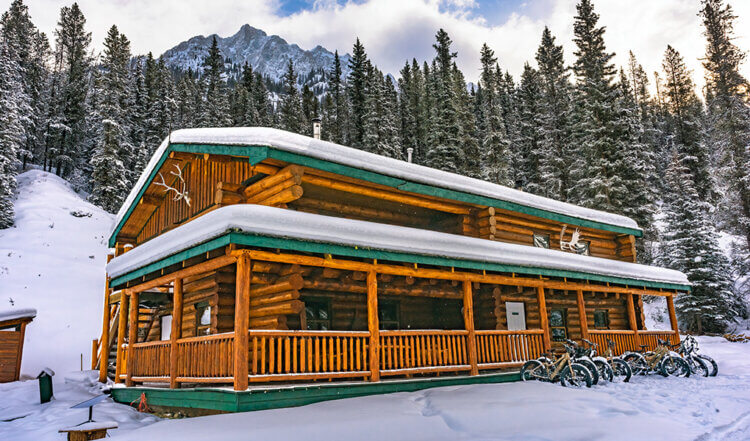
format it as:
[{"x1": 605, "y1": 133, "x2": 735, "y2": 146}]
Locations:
[
  {"x1": 110, "y1": 128, "x2": 641, "y2": 242},
  {"x1": 106, "y1": 205, "x2": 688, "y2": 288},
  {"x1": 0, "y1": 308, "x2": 37, "y2": 323}
]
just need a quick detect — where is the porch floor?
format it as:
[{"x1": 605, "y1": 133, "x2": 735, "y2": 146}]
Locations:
[{"x1": 110, "y1": 370, "x2": 521, "y2": 413}]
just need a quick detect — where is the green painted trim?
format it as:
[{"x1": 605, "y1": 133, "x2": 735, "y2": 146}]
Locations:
[
  {"x1": 109, "y1": 232, "x2": 690, "y2": 291},
  {"x1": 109, "y1": 142, "x2": 643, "y2": 247},
  {"x1": 109, "y1": 235, "x2": 231, "y2": 287},
  {"x1": 110, "y1": 371, "x2": 521, "y2": 413}
]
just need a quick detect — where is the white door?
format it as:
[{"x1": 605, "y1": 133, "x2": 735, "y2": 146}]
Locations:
[
  {"x1": 506, "y1": 302, "x2": 526, "y2": 331},
  {"x1": 160, "y1": 315, "x2": 172, "y2": 341}
]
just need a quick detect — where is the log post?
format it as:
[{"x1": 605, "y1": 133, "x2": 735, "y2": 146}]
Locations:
[
  {"x1": 576, "y1": 289, "x2": 589, "y2": 340},
  {"x1": 98, "y1": 273, "x2": 112, "y2": 383},
  {"x1": 125, "y1": 291, "x2": 139, "y2": 387},
  {"x1": 666, "y1": 293, "x2": 680, "y2": 344},
  {"x1": 367, "y1": 270, "x2": 380, "y2": 382},
  {"x1": 169, "y1": 278, "x2": 184, "y2": 389},
  {"x1": 462, "y1": 281, "x2": 479, "y2": 375},
  {"x1": 234, "y1": 254, "x2": 250, "y2": 391},
  {"x1": 114, "y1": 291, "x2": 129, "y2": 383},
  {"x1": 626, "y1": 293, "x2": 641, "y2": 349},
  {"x1": 536, "y1": 287, "x2": 551, "y2": 351}
]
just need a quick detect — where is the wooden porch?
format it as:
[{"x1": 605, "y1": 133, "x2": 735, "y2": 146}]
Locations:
[{"x1": 99, "y1": 248, "x2": 682, "y2": 391}]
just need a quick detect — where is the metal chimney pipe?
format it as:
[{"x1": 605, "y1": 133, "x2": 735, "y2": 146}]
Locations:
[
  {"x1": 312, "y1": 117, "x2": 322, "y2": 140},
  {"x1": 407, "y1": 147, "x2": 414, "y2": 163}
]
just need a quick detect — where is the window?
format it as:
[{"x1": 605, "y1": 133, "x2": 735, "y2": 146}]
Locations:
[
  {"x1": 533, "y1": 233, "x2": 550, "y2": 249},
  {"x1": 196, "y1": 303, "x2": 211, "y2": 335},
  {"x1": 306, "y1": 299, "x2": 331, "y2": 330},
  {"x1": 549, "y1": 308, "x2": 567, "y2": 341},
  {"x1": 575, "y1": 241, "x2": 590, "y2": 256},
  {"x1": 160, "y1": 315, "x2": 172, "y2": 341},
  {"x1": 594, "y1": 309, "x2": 610, "y2": 329},
  {"x1": 379, "y1": 301, "x2": 400, "y2": 330}
]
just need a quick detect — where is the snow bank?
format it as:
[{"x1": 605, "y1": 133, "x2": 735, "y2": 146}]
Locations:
[
  {"x1": 0, "y1": 170, "x2": 113, "y2": 377},
  {"x1": 112, "y1": 127, "x2": 641, "y2": 240},
  {"x1": 0, "y1": 371, "x2": 157, "y2": 441},
  {"x1": 0, "y1": 307, "x2": 37, "y2": 323},
  {"x1": 109, "y1": 337, "x2": 750, "y2": 441},
  {"x1": 107, "y1": 204, "x2": 688, "y2": 287}
]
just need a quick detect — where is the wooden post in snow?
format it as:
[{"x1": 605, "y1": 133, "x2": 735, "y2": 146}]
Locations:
[
  {"x1": 125, "y1": 291, "x2": 139, "y2": 387},
  {"x1": 114, "y1": 291, "x2": 129, "y2": 383},
  {"x1": 233, "y1": 254, "x2": 250, "y2": 391},
  {"x1": 169, "y1": 278, "x2": 183, "y2": 389},
  {"x1": 367, "y1": 271, "x2": 380, "y2": 382},
  {"x1": 463, "y1": 281, "x2": 479, "y2": 376}
]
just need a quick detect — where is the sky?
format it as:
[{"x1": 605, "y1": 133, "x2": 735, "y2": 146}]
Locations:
[{"x1": 4, "y1": 0, "x2": 750, "y2": 93}]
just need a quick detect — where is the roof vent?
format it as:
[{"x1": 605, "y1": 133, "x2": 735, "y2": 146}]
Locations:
[{"x1": 312, "y1": 117, "x2": 322, "y2": 140}]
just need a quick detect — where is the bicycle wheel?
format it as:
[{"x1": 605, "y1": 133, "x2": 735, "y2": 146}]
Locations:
[
  {"x1": 660, "y1": 356, "x2": 691, "y2": 378},
  {"x1": 577, "y1": 358, "x2": 600, "y2": 385},
  {"x1": 687, "y1": 356, "x2": 709, "y2": 377},
  {"x1": 611, "y1": 358, "x2": 632, "y2": 383},
  {"x1": 697, "y1": 354, "x2": 718, "y2": 377},
  {"x1": 521, "y1": 360, "x2": 548, "y2": 382},
  {"x1": 622, "y1": 353, "x2": 647, "y2": 375},
  {"x1": 560, "y1": 363, "x2": 592, "y2": 388},
  {"x1": 593, "y1": 358, "x2": 614, "y2": 382}
]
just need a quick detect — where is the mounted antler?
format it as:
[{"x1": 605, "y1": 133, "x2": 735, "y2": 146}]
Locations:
[
  {"x1": 560, "y1": 224, "x2": 584, "y2": 252},
  {"x1": 153, "y1": 164, "x2": 191, "y2": 207}
]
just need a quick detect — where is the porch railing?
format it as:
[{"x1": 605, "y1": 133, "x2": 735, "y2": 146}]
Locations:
[
  {"x1": 639, "y1": 330, "x2": 679, "y2": 349},
  {"x1": 126, "y1": 340, "x2": 170, "y2": 381},
  {"x1": 379, "y1": 330, "x2": 470, "y2": 375},
  {"x1": 176, "y1": 333, "x2": 234, "y2": 382},
  {"x1": 249, "y1": 330, "x2": 370, "y2": 381},
  {"x1": 589, "y1": 329, "x2": 679, "y2": 355},
  {"x1": 475, "y1": 329, "x2": 545, "y2": 368}
]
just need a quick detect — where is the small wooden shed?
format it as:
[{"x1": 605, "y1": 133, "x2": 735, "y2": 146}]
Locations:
[{"x1": 0, "y1": 308, "x2": 36, "y2": 383}]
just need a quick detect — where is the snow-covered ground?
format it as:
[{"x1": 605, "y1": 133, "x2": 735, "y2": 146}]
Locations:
[
  {"x1": 2, "y1": 337, "x2": 747, "y2": 441},
  {"x1": 0, "y1": 170, "x2": 113, "y2": 377}
]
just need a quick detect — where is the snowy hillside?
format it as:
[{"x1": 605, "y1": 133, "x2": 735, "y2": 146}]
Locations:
[
  {"x1": 0, "y1": 170, "x2": 113, "y2": 377},
  {"x1": 161, "y1": 24, "x2": 352, "y2": 84}
]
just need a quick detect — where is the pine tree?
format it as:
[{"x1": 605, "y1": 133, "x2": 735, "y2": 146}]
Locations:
[
  {"x1": 48, "y1": 2, "x2": 92, "y2": 179},
  {"x1": 699, "y1": 0, "x2": 750, "y2": 252},
  {"x1": 0, "y1": 39, "x2": 25, "y2": 228},
  {"x1": 301, "y1": 83, "x2": 317, "y2": 136},
  {"x1": 657, "y1": 150, "x2": 744, "y2": 333},
  {"x1": 174, "y1": 68, "x2": 199, "y2": 130},
  {"x1": 252, "y1": 72, "x2": 271, "y2": 126},
  {"x1": 661, "y1": 45, "x2": 712, "y2": 201},
  {"x1": 200, "y1": 36, "x2": 230, "y2": 127},
  {"x1": 362, "y1": 65, "x2": 400, "y2": 158},
  {"x1": 424, "y1": 29, "x2": 464, "y2": 172},
  {"x1": 347, "y1": 38, "x2": 368, "y2": 148},
  {"x1": 398, "y1": 59, "x2": 428, "y2": 164},
  {"x1": 324, "y1": 51, "x2": 346, "y2": 144},
  {"x1": 89, "y1": 25, "x2": 132, "y2": 211},
  {"x1": 569, "y1": 0, "x2": 636, "y2": 219},
  {"x1": 144, "y1": 55, "x2": 175, "y2": 153},
  {"x1": 279, "y1": 59, "x2": 304, "y2": 134},
  {"x1": 1, "y1": 0, "x2": 49, "y2": 169},
  {"x1": 496, "y1": 70, "x2": 522, "y2": 186},
  {"x1": 477, "y1": 44, "x2": 512, "y2": 186},
  {"x1": 517, "y1": 63, "x2": 545, "y2": 194},
  {"x1": 535, "y1": 27, "x2": 573, "y2": 200}
]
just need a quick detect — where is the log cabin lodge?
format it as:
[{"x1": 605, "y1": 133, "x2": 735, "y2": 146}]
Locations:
[{"x1": 96, "y1": 127, "x2": 689, "y2": 412}]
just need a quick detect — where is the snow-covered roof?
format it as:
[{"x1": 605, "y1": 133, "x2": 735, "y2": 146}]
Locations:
[
  {"x1": 107, "y1": 205, "x2": 688, "y2": 288},
  {"x1": 0, "y1": 308, "x2": 37, "y2": 323},
  {"x1": 111, "y1": 128, "x2": 641, "y2": 241}
]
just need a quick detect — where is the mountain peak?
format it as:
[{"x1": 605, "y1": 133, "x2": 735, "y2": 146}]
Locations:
[{"x1": 161, "y1": 24, "x2": 352, "y2": 84}]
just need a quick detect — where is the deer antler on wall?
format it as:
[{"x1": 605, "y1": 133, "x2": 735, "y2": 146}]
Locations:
[
  {"x1": 560, "y1": 224, "x2": 584, "y2": 252},
  {"x1": 153, "y1": 164, "x2": 191, "y2": 207}
]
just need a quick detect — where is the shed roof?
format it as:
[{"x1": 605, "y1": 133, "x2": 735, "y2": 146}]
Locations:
[
  {"x1": 106, "y1": 205, "x2": 688, "y2": 290},
  {"x1": 110, "y1": 128, "x2": 642, "y2": 245},
  {"x1": 0, "y1": 308, "x2": 37, "y2": 323}
]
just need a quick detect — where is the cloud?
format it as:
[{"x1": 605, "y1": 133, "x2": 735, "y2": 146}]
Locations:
[{"x1": 7, "y1": 0, "x2": 750, "y2": 94}]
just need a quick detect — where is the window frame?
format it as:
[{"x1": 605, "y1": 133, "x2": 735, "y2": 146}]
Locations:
[
  {"x1": 593, "y1": 309, "x2": 610, "y2": 330},
  {"x1": 549, "y1": 308, "x2": 568, "y2": 342},
  {"x1": 378, "y1": 300, "x2": 400, "y2": 330},
  {"x1": 533, "y1": 233, "x2": 551, "y2": 249},
  {"x1": 195, "y1": 302, "x2": 211, "y2": 336},
  {"x1": 305, "y1": 298, "x2": 332, "y2": 330}
]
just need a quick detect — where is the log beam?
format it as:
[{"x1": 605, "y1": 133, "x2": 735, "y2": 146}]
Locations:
[
  {"x1": 234, "y1": 254, "x2": 251, "y2": 391},
  {"x1": 626, "y1": 294, "x2": 641, "y2": 348},
  {"x1": 114, "y1": 292, "x2": 129, "y2": 383},
  {"x1": 169, "y1": 278, "x2": 183, "y2": 388},
  {"x1": 576, "y1": 289, "x2": 589, "y2": 340},
  {"x1": 367, "y1": 271, "x2": 380, "y2": 382},
  {"x1": 125, "y1": 291, "x2": 139, "y2": 387},
  {"x1": 463, "y1": 281, "x2": 479, "y2": 376},
  {"x1": 666, "y1": 293, "x2": 680, "y2": 337},
  {"x1": 537, "y1": 287, "x2": 551, "y2": 351}
]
